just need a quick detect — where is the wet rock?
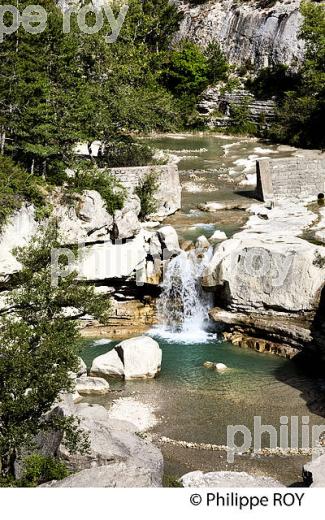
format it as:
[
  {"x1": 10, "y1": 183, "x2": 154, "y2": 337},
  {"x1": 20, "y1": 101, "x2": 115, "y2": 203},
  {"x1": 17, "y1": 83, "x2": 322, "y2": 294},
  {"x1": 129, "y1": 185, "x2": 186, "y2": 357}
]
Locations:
[
  {"x1": 90, "y1": 336, "x2": 162, "y2": 380},
  {"x1": 203, "y1": 361, "x2": 215, "y2": 369},
  {"x1": 195, "y1": 235, "x2": 210, "y2": 250}
]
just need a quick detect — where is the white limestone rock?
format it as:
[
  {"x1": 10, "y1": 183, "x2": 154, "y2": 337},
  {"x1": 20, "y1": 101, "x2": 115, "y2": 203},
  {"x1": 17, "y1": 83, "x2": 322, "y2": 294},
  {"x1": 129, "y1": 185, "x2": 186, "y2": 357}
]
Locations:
[
  {"x1": 113, "y1": 194, "x2": 141, "y2": 239},
  {"x1": 56, "y1": 401, "x2": 163, "y2": 483},
  {"x1": 176, "y1": 0, "x2": 304, "y2": 70},
  {"x1": 43, "y1": 462, "x2": 162, "y2": 488},
  {"x1": 90, "y1": 336, "x2": 162, "y2": 380},
  {"x1": 157, "y1": 225, "x2": 180, "y2": 254},
  {"x1": 215, "y1": 363, "x2": 228, "y2": 372},
  {"x1": 76, "y1": 358, "x2": 87, "y2": 378},
  {"x1": 209, "y1": 230, "x2": 228, "y2": 243},
  {"x1": 75, "y1": 376, "x2": 110, "y2": 396},
  {"x1": 76, "y1": 230, "x2": 147, "y2": 281},
  {"x1": 0, "y1": 205, "x2": 38, "y2": 278},
  {"x1": 303, "y1": 454, "x2": 325, "y2": 487},
  {"x1": 203, "y1": 202, "x2": 325, "y2": 314},
  {"x1": 180, "y1": 471, "x2": 283, "y2": 488},
  {"x1": 195, "y1": 235, "x2": 210, "y2": 250},
  {"x1": 54, "y1": 190, "x2": 114, "y2": 244}
]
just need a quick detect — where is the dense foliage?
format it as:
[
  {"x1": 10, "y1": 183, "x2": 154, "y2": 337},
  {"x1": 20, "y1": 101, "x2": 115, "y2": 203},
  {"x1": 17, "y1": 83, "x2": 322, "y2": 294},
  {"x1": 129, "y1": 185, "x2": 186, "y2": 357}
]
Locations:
[
  {"x1": 246, "y1": 2, "x2": 325, "y2": 148},
  {"x1": 0, "y1": 224, "x2": 111, "y2": 481},
  {"x1": 135, "y1": 171, "x2": 160, "y2": 220},
  {"x1": 0, "y1": 156, "x2": 47, "y2": 228}
]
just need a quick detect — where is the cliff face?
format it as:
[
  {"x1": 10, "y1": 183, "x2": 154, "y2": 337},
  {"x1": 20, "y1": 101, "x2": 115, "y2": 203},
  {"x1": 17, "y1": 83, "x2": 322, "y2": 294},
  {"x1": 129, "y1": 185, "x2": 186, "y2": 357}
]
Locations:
[{"x1": 175, "y1": 0, "x2": 304, "y2": 69}]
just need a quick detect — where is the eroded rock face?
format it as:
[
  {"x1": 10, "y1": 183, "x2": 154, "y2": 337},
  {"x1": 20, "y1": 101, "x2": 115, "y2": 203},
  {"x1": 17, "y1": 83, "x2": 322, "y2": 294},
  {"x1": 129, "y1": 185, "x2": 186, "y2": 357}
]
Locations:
[
  {"x1": 203, "y1": 233, "x2": 324, "y2": 314},
  {"x1": 90, "y1": 336, "x2": 162, "y2": 380},
  {"x1": 175, "y1": 0, "x2": 304, "y2": 70},
  {"x1": 205, "y1": 201, "x2": 325, "y2": 352}
]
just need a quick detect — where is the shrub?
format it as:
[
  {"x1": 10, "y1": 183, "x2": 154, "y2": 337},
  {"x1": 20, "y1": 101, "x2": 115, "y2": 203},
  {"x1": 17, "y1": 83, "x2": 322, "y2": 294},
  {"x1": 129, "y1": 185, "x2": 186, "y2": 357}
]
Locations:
[
  {"x1": 18, "y1": 454, "x2": 69, "y2": 487},
  {"x1": 98, "y1": 136, "x2": 154, "y2": 168},
  {"x1": 162, "y1": 40, "x2": 209, "y2": 96},
  {"x1": 228, "y1": 101, "x2": 257, "y2": 135},
  {"x1": 68, "y1": 166, "x2": 126, "y2": 215},
  {"x1": 135, "y1": 171, "x2": 160, "y2": 220},
  {"x1": 0, "y1": 156, "x2": 46, "y2": 230},
  {"x1": 205, "y1": 41, "x2": 229, "y2": 84}
]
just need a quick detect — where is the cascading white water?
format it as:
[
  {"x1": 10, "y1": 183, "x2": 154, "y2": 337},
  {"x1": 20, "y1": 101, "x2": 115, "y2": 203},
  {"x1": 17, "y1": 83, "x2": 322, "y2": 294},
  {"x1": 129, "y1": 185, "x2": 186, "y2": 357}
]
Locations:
[{"x1": 155, "y1": 246, "x2": 214, "y2": 342}]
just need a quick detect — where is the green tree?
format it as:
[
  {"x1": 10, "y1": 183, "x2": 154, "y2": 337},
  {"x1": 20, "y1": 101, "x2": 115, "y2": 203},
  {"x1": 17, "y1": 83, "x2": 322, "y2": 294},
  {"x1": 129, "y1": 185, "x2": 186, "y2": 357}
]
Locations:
[
  {"x1": 269, "y1": 1, "x2": 325, "y2": 148},
  {"x1": 0, "y1": 223, "x2": 111, "y2": 480},
  {"x1": 162, "y1": 40, "x2": 209, "y2": 96},
  {"x1": 205, "y1": 41, "x2": 229, "y2": 84}
]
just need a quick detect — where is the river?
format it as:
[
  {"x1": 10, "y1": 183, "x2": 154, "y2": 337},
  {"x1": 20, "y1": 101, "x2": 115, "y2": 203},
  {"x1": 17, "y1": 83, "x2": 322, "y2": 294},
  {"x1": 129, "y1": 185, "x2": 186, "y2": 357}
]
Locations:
[{"x1": 81, "y1": 133, "x2": 325, "y2": 486}]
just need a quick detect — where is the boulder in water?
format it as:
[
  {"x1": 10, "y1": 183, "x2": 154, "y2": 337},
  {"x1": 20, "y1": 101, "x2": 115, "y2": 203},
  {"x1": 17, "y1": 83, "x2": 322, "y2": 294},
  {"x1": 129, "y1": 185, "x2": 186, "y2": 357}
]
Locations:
[
  {"x1": 215, "y1": 363, "x2": 228, "y2": 372},
  {"x1": 90, "y1": 336, "x2": 162, "y2": 380},
  {"x1": 76, "y1": 376, "x2": 110, "y2": 396},
  {"x1": 203, "y1": 361, "x2": 215, "y2": 369}
]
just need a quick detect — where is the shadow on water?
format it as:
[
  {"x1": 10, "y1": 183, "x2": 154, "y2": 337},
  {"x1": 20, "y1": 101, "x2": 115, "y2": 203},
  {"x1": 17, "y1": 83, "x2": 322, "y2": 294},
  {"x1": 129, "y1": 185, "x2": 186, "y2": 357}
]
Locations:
[
  {"x1": 273, "y1": 285, "x2": 325, "y2": 419},
  {"x1": 273, "y1": 351, "x2": 325, "y2": 420}
]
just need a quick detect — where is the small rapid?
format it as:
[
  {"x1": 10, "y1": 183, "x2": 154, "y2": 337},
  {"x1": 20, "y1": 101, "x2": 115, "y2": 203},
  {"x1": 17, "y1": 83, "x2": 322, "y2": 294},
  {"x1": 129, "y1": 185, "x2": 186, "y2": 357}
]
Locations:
[{"x1": 153, "y1": 246, "x2": 214, "y2": 343}]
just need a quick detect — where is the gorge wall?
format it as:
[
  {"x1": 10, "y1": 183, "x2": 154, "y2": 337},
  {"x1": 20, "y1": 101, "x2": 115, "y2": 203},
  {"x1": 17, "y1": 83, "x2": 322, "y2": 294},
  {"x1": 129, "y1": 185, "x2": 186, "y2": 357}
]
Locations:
[{"x1": 175, "y1": 0, "x2": 304, "y2": 69}]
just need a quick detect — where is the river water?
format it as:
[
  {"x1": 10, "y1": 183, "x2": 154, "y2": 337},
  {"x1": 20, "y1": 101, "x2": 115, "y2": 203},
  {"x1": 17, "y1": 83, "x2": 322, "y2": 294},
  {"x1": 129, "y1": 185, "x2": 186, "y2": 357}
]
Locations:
[{"x1": 81, "y1": 134, "x2": 325, "y2": 485}]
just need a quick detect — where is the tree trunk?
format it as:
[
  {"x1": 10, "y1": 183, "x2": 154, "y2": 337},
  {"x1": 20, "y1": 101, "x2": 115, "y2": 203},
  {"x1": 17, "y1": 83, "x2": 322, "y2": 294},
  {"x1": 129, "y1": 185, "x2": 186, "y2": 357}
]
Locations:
[
  {"x1": 0, "y1": 129, "x2": 5, "y2": 155},
  {"x1": 1, "y1": 448, "x2": 17, "y2": 481}
]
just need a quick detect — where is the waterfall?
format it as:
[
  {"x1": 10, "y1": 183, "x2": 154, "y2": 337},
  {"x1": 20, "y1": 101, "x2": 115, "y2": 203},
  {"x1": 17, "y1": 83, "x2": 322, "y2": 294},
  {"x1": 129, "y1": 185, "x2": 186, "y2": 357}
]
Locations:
[{"x1": 155, "y1": 247, "x2": 214, "y2": 342}]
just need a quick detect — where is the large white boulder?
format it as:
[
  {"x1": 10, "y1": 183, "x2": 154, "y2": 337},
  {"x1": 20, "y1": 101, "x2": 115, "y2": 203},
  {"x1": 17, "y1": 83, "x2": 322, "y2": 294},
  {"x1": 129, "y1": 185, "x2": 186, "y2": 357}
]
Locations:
[
  {"x1": 53, "y1": 400, "x2": 163, "y2": 485},
  {"x1": 157, "y1": 226, "x2": 180, "y2": 255},
  {"x1": 54, "y1": 190, "x2": 113, "y2": 244},
  {"x1": 113, "y1": 194, "x2": 141, "y2": 239},
  {"x1": 76, "y1": 230, "x2": 147, "y2": 281},
  {"x1": 90, "y1": 336, "x2": 162, "y2": 380},
  {"x1": 203, "y1": 234, "x2": 325, "y2": 314},
  {"x1": 43, "y1": 462, "x2": 161, "y2": 488}
]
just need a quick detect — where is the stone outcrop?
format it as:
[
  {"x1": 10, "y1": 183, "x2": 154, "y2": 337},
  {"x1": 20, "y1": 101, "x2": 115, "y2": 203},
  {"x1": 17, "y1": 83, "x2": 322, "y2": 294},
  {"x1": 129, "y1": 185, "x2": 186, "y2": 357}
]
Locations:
[
  {"x1": 50, "y1": 396, "x2": 164, "y2": 486},
  {"x1": 109, "y1": 164, "x2": 182, "y2": 218},
  {"x1": 180, "y1": 470, "x2": 283, "y2": 487},
  {"x1": 198, "y1": 87, "x2": 276, "y2": 128},
  {"x1": 303, "y1": 454, "x2": 325, "y2": 487},
  {"x1": 204, "y1": 199, "x2": 325, "y2": 353},
  {"x1": 90, "y1": 336, "x2": 162, "y2": 380},
  {"x1": 43, "y1": 462, "x2": 161, "y2": 488},
  {"x1": 175, "y1": 0, "x2": 304, "y2": 70}
]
